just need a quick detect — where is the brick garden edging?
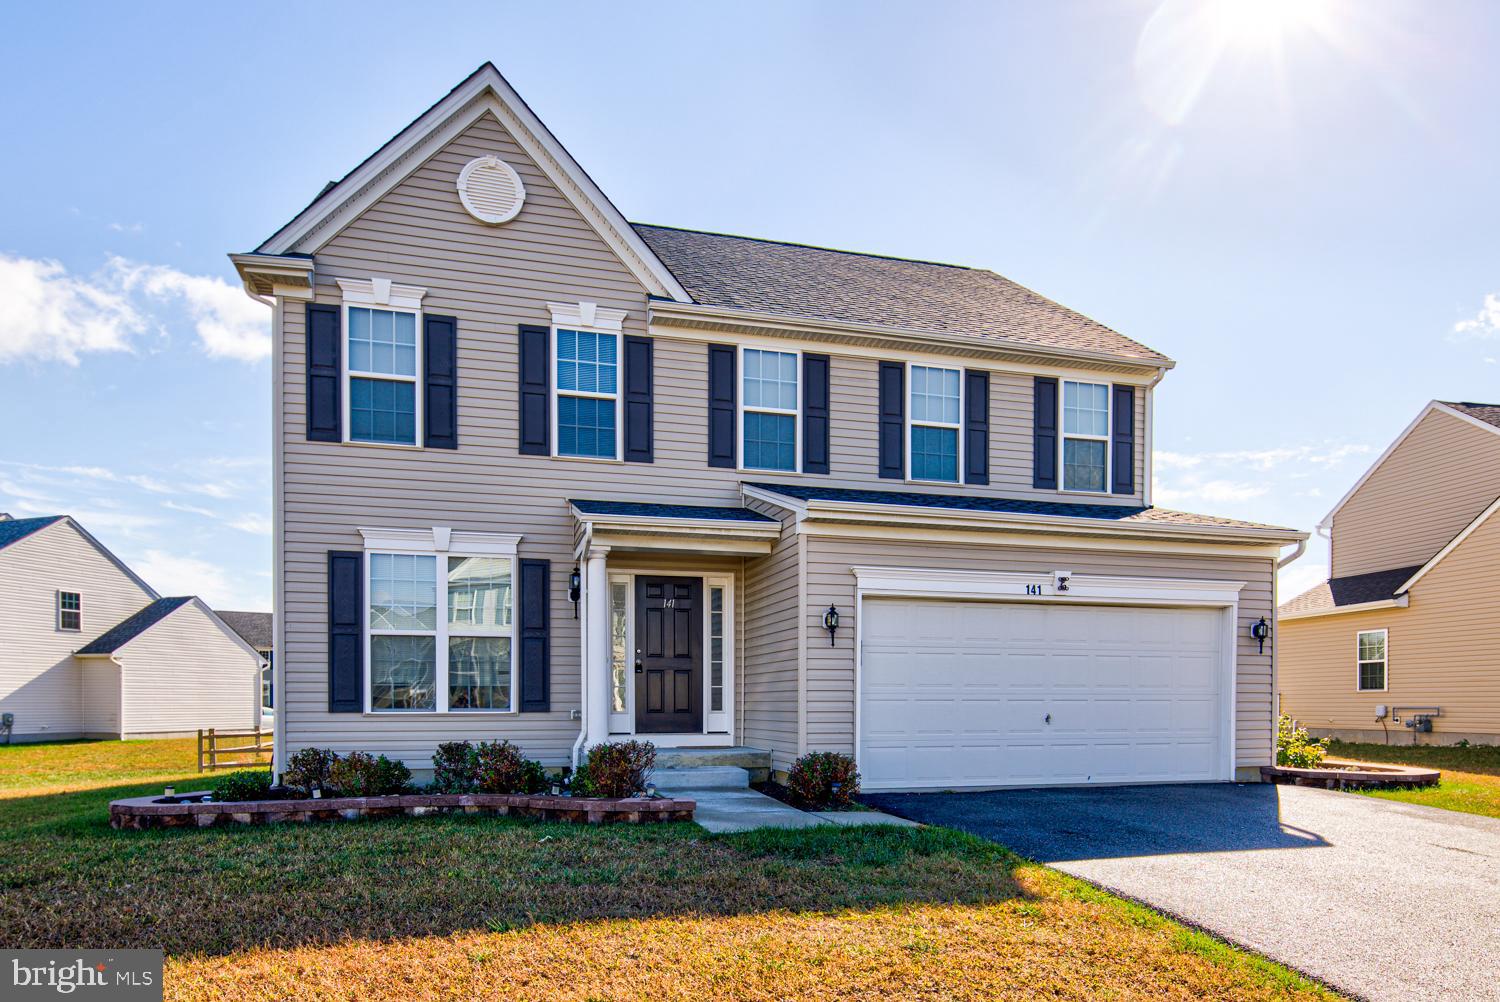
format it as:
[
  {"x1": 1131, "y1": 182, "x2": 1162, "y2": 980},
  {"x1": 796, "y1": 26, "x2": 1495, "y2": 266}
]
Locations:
[
  {"x1": 109, "y1": 791, "x2": 695, "y2": 829},
  {"x1": 1259, "y1": 759, "x2": 1440, "y2": 791}
]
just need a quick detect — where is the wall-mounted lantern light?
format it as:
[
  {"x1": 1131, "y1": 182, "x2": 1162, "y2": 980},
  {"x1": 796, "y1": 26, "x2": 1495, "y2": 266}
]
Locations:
[
  {"x1": 822, "y1": 605, "x2": 840, "y2": 646},
  {"x1": 1250, "y1": 616, "x2": 1270, "y2": 654},
  {"x1": 568, "y1": 567, "x2": 581, "y2": 618}
]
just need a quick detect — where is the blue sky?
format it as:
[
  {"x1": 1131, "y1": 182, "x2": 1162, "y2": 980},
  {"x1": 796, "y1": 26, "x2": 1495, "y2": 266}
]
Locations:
[{"x1": 2, "y1": 0, "x2": 1498, "y2": 609}]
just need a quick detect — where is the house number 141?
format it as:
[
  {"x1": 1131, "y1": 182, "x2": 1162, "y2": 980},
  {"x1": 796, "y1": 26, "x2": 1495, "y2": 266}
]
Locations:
[{"x1": 1024, "y1": 584, "x2": 1044, "y2": 596}]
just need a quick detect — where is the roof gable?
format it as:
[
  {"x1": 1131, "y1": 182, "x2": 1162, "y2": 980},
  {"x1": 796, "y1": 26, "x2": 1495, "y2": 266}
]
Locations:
[
  {"x1": 77, "y1": 597, "x2": 191, "y2": 654},
  {"x1": 0, "y1": 515, "x2": 160, "y2": 600},
  {"x1": 1395, "y1": 492, "x2": 1500, "y2": 595},
  {"x1": 0, "y1": 515, "x2": 65, "y2": 551},
  {"x1": 248, "y1": 64, "x2": 688, "y2": 303}
]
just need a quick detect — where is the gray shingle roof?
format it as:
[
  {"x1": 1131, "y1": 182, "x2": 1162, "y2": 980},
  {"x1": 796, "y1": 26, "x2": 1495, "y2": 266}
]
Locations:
[
  {"x1": 1279, "y1": 564, "x2": 1425, "y2": 616},
  {"x1": 77, "y1": 597, "x2": 192, "y2": 655},
  {"x1": 745, "y1": 483, "x2": 1295, "y2": 532},
  {"x1": 570, "y1": 499, "x2": 776, "y2": 523},
  {"x1": 634, "y1": 224, "x2": 1171, "y2": 366},
  {"x1": 1441, "y1": 401, "x2": 1500, "y2": 430},
  {"x1": 0, "y1": 515, "x2": 64, "y2": 551},
  {"x1": 215, "y1": 610, "x2": 273, "y2": 650}
]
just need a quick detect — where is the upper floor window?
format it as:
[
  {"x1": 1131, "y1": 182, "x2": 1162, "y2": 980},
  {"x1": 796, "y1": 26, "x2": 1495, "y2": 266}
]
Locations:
[
  {"x1": 555, "y1": 328, "x2": 619, "y2": 459},
  {"x1": 347, "y1": 306, "x2": 420, "y2": 445},
  {"x1": 1062, "y1": 380, "x2": 1110, "y2": 492},
  {"x1": 909, "y1": 364, "x2": 961, "y2": 483},
  {"x1": 1356, "y1": 629, "x2": 1387, "y2": 691},
  {"x1": 742, "y1": 348, "x2": 799, "y2": 472},
  {"x1": 57, "y1": 591, "x2": 80, "y2": 631}
]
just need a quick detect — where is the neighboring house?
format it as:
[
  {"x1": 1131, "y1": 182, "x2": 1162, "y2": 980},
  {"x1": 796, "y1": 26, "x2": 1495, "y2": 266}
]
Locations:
[
  {"x1": 1280, "y1": 400, "x2": 1500, "y2": 745},
  {"x1": 232, "y1": 63, "x2": 1304, "y2": 790},
  {"x1": 0, "y1": 515, "x2": 264, "y2": 741},
  {"x1": 217, "y1": 610, "x2": 274, "y2": 709}
]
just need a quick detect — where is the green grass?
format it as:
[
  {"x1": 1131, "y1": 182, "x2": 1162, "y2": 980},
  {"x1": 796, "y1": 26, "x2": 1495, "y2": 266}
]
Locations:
[
  {"x1": 0, "y1": 738, "x2": 1342, "y2": 1001},
  {"x1": 1327, "y1": 740, "x2": 1500, "y2": 819}
]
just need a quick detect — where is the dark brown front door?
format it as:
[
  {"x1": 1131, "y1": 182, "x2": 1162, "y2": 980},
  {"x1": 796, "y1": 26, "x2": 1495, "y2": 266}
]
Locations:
[{"x1": 634, "y1": 576, "x2": 702, "y2": 734}]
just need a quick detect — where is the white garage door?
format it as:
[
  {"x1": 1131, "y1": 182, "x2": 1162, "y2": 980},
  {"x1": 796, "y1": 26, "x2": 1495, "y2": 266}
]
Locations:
[{"x1": 859, "y1": 599, "x2": 1228, "y2": 790}]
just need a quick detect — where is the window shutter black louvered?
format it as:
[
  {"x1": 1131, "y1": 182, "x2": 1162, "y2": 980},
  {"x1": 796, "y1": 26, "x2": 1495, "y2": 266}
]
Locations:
[
  {"x1": 423, "y1": 314, "x2": 458, "y2": 449},
  {"x1": 802, "y1": 353, "x2": 831, "y2": 475},
  {"x1": 707, "y1": 345, "x2": 737, "y2": 468},
  {"x1": 518, "y1": 325, "x2": 550, "y2": 456},
  {"x1": 518, "y1": 559, "x2": 550, "y2": 712},
  {"x1": 623, "y1": 335, "x2": 654, "y2": 463},
  {"x1": 878, "y1": 361, "x2": 904, "y2": 479},
  {"x1": 1111, "y1": 385, "x2": 1136, "y2": 495},
  {"x1": 306, "y1": 304, "x2": 342, "y2": 442},
  {"x1": 327, "y1": 550, "x2": 363, "y2": 713},
  {"x1": 1033, "y1": 376, "x2": 1059, "y2": 490},
  {"x1": 964, "y1": 369, "x2": 990, "y2": 485}
]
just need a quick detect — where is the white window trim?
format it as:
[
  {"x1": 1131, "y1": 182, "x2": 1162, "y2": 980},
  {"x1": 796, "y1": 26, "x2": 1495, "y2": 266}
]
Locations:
[
  {"x1": 358, "y1": 527, "x2": 523, "y2": 715},
  {"x1": 905, "y1": 361, "x2": 963, "y2": 485},
  {"x1": 338, "y1": 278, "x2": 429, "y2": 449},
  {"x1": 1060, "y1": 379, "x2": 1113, "y2": 495},
  {"x1": 1356, "y1": 628, "x2": 1389, "y2": 693},
  {"x1": 737, "y1": 344, "x2": 802, "y2": 473},
  {"x1": 57, "y1": 590, "x2": 81, "y2": 632},
  {"x1": 549, "y1": 301, "x2": 627, "y2": 462}
]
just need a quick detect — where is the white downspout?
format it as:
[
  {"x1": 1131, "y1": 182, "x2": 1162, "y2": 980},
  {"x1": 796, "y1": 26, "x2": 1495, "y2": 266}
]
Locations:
[
  {"x1": 570, "y1": 526, "x2": 591, "y2": 769},
  {"x1": 1276, "y1": 537, "x2": 1308, "y2": 569}
]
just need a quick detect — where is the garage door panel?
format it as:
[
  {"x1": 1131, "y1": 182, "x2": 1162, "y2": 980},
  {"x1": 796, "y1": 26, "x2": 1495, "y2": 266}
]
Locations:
[{"x1": 860, "y1": 599, "x2": 1226, "y2": 790}]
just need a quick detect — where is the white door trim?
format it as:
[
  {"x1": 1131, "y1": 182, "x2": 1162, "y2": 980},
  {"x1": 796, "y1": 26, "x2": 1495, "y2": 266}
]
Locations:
[{"x1": 852, "y1": 567, "x2": 1244, "y2": 788}]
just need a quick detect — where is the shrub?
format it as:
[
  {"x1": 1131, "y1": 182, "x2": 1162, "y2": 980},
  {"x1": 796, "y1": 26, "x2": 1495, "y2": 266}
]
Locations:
[
  {"x1": 281, "y1": 746, "x2": 339, "y2": 796},
  {"x1": 566, "y1": 761, "x2": 593, "y2": 797},
  {"x1": 580, "y1": 740, "x2": 656, "y2": 799},
  {"x1": 474, "y1": 740, "x2": 549, "y2": 795},
  {"x1": 430, "y1": 740, "x2": 480, "y2": 793},
  {"x1": 1277, "y1": 715, "x2": 1329, "y2": 769},
  {"x1": 786, "y1": 751, "x2": 861, "y2": 809},
  {"x1": 328, "y1": 751, "x2": 412, "y2": 797},
  {"x1": 211, "y1": 769, "x2": 273, "y2": 803}
]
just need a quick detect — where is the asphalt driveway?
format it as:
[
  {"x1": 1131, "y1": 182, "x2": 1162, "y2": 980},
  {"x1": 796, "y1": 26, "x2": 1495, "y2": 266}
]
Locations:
[{"x1": 866, "y1": 783, "x2": 1500, "y2": 1002}]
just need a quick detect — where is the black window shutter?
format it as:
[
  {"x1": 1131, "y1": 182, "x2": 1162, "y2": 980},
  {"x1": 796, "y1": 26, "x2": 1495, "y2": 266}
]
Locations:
[
  {"x1": 518, "y1": 324, "x2": 550, "y2": 456},
  {"x1": 306, "y1": 304, "x2": 342, "y2": 443},
  {"x1": 964, "y1": 369, "x2": 990, "y2": 485},
  {"x1": 1111, "y1": 385, "x2": 1136, "y2": 495},
  {"x1": 1033, "y1": 376, "x2": 1059, "y2": 490},
  {"x1": 802, "y1": 353, "x2": 831, "y2": 475},
  {"x1": 707, "y1": 345, "x2": 737, "y2": 468},
  {"x1": 423, "y1": 314, "x2": 458, "y2": 449},
  {"x1": 878, "y1": 361, "x2": 905, "y2": 480},
  {"x1": 518, "y1": 559, "x2": 551, "y2": 712},
  {"x1": 623, "y1": 335, "x2": 654, "y2": 463},
  {"x1": 327, "y1": 550, "x2": 363, "y2": 713}
]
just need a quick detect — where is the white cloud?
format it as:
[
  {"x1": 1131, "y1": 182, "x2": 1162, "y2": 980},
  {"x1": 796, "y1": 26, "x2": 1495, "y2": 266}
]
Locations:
[
  {"x1": 228, "y1": 513, "x2": 272, "y2": 535},
  {"x1": 134, "y1": 550, "x2": 239, "y2": 606},
  {"x1": 1277, "y1": 560, "x2": 1328, "y2": 603},
  {"x1": 1454, "y1": 293, "x2": 1500, "y2": 339},
  {"x1": 1153, "y1": 478, "x2": 1268, "y2": 507},
  {"x1": 163, "y1": 500, "x2": 218, "y2": 518},
  {"x1": 0, "y1": 254, "x2": 268, "y2": 365},
  {"x1": 1157, "y1": 444, "x2": 1371, "y2": 473}
]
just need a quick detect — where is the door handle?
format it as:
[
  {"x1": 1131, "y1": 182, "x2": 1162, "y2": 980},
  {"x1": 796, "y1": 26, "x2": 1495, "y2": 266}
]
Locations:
[{"x1": 635, "y1": 660, "x2": 643, "y2": 674}]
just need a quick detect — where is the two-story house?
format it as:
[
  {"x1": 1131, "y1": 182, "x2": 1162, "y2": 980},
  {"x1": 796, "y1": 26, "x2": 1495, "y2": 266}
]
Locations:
[
  {"x1": 232, "y1": 64, "x2": 1304, "y2": 790},
  {"x1": 0, "y1": 514, "x2": 264, "y2": 741},
  {"x1": 1280, "y1": 400, "x2": 1500, "y2": 745}
]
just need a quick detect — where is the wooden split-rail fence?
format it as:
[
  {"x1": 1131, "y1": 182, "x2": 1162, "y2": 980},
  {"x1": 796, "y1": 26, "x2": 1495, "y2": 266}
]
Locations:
[{"x1": 197, "y1": 727, "x2": 273, "y2": 772}]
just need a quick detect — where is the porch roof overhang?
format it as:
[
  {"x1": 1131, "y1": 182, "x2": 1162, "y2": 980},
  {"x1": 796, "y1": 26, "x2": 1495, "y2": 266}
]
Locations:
[{"x1": 569, "y1": 499, "x2": 781, "y2": 556}]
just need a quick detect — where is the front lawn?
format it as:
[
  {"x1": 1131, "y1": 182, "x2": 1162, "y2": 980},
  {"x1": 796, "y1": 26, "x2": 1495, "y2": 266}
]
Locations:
[
  {"x1": 1328, "y1": 740, "x2": 1500, "y2": 820},
  {"x1": 0, "y1": 739, "x2": 1340, "y2": 1001}
]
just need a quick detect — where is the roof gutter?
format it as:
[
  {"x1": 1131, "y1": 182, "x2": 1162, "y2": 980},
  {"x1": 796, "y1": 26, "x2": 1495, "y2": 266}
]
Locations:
[{"x1": 1279, "y1": 595, "x2": 1410, "y2": 622}]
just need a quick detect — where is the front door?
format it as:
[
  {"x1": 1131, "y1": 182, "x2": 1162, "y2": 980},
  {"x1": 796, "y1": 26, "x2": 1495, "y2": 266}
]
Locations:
[{"x1": 634, "y1": 576, "x2": 703, "y2": 733}]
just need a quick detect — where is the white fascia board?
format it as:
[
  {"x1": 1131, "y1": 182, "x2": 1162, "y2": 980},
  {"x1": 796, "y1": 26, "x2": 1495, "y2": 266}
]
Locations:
[
  {"x1": 568, "y1": 506, "x2": 781, "y2": 536},
  {"x1": 851, "y1": 565, "x2": 1247, "y2": 607},
  {"x1": 740, "y1": 484, "x2": 807, "y2": 517},
  {"x1": 648, "y1": 299, "x2": 1175, "y2": 375},
  {"x1": 1279, "y1": 595, "x2": 1410, "y2": 622},
  {"x1": 229, "y1": 254, "x2": 315, "y2": 302},
  {"x1": 254, "y1": 65, "x2": 689, "y2": 303},
  {"x1": 1394, "y1": 493, "x2": 1500, "y2": 595}
]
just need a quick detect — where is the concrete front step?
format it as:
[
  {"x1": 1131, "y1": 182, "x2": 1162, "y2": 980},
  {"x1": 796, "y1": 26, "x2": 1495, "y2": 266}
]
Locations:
[
  {"x1": 650, "y1": 765, "x2": 751, "y2": 791},
  {"x1": 652, "y1": 746, "x2": 772, "y2": 783}
]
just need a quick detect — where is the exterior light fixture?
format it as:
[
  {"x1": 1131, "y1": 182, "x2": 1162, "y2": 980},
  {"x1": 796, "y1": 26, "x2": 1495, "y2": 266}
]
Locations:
[
  {"x1": 823, "y1": 605, "x2": 840, "y2": 646},
  {"x1": 1250, "y1": 617, "x2": 1270, "y2": 654},
  {"x1": 569, "y1": 566, "x2": 581, "y2": 618}
]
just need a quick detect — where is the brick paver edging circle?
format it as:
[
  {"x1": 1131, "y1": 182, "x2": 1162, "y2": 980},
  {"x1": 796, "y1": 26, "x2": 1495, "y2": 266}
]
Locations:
[{"x1": 1259, "y1": 759, "x2": 1440, "y2": 790}]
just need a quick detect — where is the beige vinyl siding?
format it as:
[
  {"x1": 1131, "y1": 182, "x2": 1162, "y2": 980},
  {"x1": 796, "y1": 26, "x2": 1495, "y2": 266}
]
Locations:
[
  {"x1": 0, "y1": 521, "x2": 155, "y2": 740},
  {"x1": 1282, "y1": 507, "x2": 1500, "y2": 741},
  {"x1": 1332, "y1": 409, "x2": 1500, "y2": 577},
  {"x1": 803, "y1": 533, "x2": 1278, "y2": 773},
  {"x1": 281, "y1": 109, "x2": 1153, "y2": 768},
  {"x1": 741, "y1": 499, "x2": 801, "y2": 770},
  {"x1": 114, "y1": 602, "x2": 261, "y2": 738}
]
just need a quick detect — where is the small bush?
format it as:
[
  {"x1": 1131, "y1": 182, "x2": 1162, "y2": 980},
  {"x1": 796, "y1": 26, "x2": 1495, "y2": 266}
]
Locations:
[
  {"x1": 566, "y1": 761, "x2": 593, "y2": 797},
  {"x1": 211, "y1": 769, "x2": 273, "y2": 803},
  {"x1": 474, "y1": 740, "x2": 549, "y2": 795},
  {"x1": 430, "y1": 740, "x2": 480, "y2": 793},
  {"x1": 787, "y1": 751, "x2": 861, "y2": 809},
  {"x1": 1277, "y1": 715, "x2": 1329, "y2": 769},
  {"x1": 329, "y1": 751, "x2": 412, "y2": 797},
  {"x1": 281, "y1": 747, "x2": 339, "y2": 795},
  {"x1": 580, "y1": 740, "x2": 656, "y2": 799}
]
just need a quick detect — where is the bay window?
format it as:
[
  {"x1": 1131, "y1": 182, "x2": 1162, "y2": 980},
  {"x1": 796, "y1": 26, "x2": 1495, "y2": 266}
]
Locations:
[
  {"x1": 1062, "y1": 380, "x2": 1110, "y2": 492},
  {"x1": 909, "y1": 364, "x2": 961, "y2": 483},
  {"x1": 741, "y1": 347, "x2": 799, "y2": 471}
]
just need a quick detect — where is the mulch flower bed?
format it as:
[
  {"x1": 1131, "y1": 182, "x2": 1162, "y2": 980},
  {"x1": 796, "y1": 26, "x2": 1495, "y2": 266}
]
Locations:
[{"x1": 109, "y1": 791, "x2": 694, "y2": 829}]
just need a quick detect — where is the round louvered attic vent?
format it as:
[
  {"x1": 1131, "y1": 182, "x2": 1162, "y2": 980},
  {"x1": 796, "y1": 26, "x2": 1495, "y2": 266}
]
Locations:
[{"x1": 457, "y1": 156, "x2": 526, "y2": 225}]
